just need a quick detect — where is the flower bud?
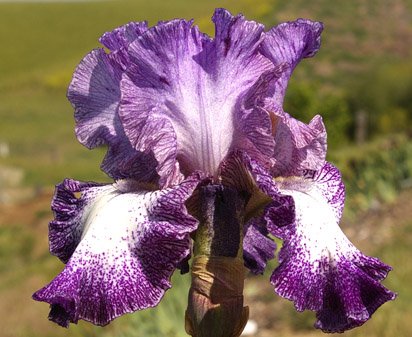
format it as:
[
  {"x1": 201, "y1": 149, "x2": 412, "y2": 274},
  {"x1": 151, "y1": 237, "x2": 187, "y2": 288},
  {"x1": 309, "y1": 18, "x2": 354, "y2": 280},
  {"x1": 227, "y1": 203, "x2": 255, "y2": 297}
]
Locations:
[{"x1": 185, "y1": 256, "x2": 249, "y2": 337}]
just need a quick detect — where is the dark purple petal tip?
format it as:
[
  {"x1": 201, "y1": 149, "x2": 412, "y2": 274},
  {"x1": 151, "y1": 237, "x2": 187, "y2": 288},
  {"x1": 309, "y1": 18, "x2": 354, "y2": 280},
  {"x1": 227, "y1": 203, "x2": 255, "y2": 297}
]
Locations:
[
  {"x1": 271, "y1": 247, "x2": 396, "y2": 333},
  {"x1": 49, "y1": 179, "x2": 102, "y2": 263},
  {"x1": 314, "y1": 256, "x2": 396, "y2": 333}
]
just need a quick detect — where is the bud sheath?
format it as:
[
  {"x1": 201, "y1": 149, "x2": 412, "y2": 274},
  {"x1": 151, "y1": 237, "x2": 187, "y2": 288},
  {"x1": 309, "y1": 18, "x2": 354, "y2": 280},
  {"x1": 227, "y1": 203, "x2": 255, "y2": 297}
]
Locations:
[{"x1": 185, "y1": 185, "x2": 249, "y2": 337}]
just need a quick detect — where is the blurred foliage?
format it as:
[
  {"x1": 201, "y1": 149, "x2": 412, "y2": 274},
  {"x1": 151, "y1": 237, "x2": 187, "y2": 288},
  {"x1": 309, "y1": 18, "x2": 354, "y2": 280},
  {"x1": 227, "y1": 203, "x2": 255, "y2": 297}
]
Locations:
[
  {"x1": 330, "y1": 133, "x2": 412, "y2": 217},
  {"x1": 283, "y1": 59, "x2": 412, "y2": 146},
  {"x1": 284, "y1": 81, "x2": 352, "y2": 148},
  {"x1": 346, "y1": 61, "x2": 412, "y2": 138},
  {"x1": 0, "y1": 226, "x2": 34, "y2": 273}
]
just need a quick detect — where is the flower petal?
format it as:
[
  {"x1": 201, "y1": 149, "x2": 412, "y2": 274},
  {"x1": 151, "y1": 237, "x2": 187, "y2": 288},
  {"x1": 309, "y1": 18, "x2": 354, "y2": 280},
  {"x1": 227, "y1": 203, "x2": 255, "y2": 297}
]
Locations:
[
  {"x1": 68, "y1": 48, "x2": 123, "y2": 149},
  {"x1": 232, "y1": 64, "x2": 288, "y2": 166},
  {"x1": 33, "y1": 175, "x2": 201, "y2": 327},
  {"x1": 119, "y1": 9, "x2": 272, "y2": 179},
  {"x1": 67, "y1": 47, "x2": 159, "y2": 182},
  {"x1": 99, "y1": 21, "x2": 148, "y2": 52},
  {"x1": 260, "y1": 19, "x2": 323, "y2": 109},
  {"x1": 271, "y1": 111, "x2": 327, "y2": 177},
  {"x1": 270, "y1": 163, "x2": 395, "y2": 332}
]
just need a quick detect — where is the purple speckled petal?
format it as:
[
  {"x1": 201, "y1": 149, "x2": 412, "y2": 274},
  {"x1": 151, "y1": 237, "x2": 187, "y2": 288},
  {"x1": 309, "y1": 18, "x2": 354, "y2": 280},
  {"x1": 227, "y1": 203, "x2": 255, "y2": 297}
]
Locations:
[
  {"x1": 243, "y1": 216, "x2": 276, "y2": 275},
  {"x1": 48, "y1": 179, "x2": 104, "y2": 263},
  {"x1": 271, "y1": 111, "x2": 327, "y2": 177},
  {"x1": 260, "y1": 19, "x2": 323, "y2": 109},
  {"x1": 33, "y1": 175, "x2": 201, "y2": 327},
  {"x1": 270, "y1": 163, "x2": 396, "y2": 332},
  {"x1": 67, "y1": 47, "x2": 160, "y2": 182},
  {"x1": 119, "y1": 9, "x2": 273, "y2": 181}
]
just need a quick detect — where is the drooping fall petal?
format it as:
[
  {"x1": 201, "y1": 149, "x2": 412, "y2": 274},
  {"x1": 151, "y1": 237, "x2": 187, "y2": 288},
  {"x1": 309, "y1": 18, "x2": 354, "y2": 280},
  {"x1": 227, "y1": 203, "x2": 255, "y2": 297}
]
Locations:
[
  {"x1": 270, "y1": 163, "x2": 396, "y2": 332},
  {"x1": 33, "y1": 175, "x2": 201, "y2": 327}
]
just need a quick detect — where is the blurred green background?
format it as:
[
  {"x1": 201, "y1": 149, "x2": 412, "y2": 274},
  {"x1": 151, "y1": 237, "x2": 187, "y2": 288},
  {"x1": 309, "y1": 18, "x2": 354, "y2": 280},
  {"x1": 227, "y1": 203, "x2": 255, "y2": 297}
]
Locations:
[{"x1": 0, "y1": 0, "x2": 411, "y2": 336}]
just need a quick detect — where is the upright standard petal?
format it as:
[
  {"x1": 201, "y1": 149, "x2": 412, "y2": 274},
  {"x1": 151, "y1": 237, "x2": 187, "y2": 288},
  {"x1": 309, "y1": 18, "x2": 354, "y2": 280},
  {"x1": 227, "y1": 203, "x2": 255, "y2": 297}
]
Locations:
[
  {"x1": 33, "y1": 175, "x2": 201, "y2": 327},
  {"x1": 67, "y1": 46, "x2": 160, "y2": 182},
  {"x1": 260, "y1": 19, "x2": 323, "y2": 109},
  {"x1": 119, "y1": 9, "x2": 273, "y2": 181},
  {"x1": 270, "y1": 163, "x2": 396, "y2": 332},
  {"x1": 99, "y1": 21, "x2": 148, "y2": 53}
]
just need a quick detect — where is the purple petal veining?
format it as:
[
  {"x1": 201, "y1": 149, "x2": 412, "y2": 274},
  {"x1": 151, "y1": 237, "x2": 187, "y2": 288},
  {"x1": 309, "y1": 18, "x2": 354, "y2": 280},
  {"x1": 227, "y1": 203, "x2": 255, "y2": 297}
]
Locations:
[
  {"x1": 37, "y1": 8, "x2": 395, "y2": 332},
  {"x1": 67, "y1": 25, "x2": 160, "y2": 183},
  {"x1": 271, "y1": 111, "x2": 327, "y2": 177},
  {"x1": 219, "y1": 151, "x2": 295, "y2": 273},
  {"x1": 260, "y1": 19, "x2": 323, "y2": 109},
  {"x1": 270, "y1": 163, "x2": 396, "y2": 332},
  {"x1": 33, "y1": 175, "x2": 201, "y2": 327},
  {"x1": 119, "y1": 9, "x2": 274, "y2": 180},
  {"x1": 243, "y1": 217, "x2": 277, "y2": 275}
]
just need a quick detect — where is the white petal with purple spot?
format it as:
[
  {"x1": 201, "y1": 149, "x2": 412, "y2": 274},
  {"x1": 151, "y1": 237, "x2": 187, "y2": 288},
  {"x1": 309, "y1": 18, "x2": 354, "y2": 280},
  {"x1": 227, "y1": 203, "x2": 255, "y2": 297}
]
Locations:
[
  {"x1": 33, "y1": 176, "x2": 200, "y2": 327},
  {"x1": 270, "y1": 163, "x2": 395, "y2": 332}
]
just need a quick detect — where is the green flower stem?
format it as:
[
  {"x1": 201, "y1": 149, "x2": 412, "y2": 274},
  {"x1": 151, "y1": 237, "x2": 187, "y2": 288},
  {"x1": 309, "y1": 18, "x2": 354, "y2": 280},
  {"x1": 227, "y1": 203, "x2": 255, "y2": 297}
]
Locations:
[{"x1": 185, "y1": 185, "x2": 250, "y2": 337}]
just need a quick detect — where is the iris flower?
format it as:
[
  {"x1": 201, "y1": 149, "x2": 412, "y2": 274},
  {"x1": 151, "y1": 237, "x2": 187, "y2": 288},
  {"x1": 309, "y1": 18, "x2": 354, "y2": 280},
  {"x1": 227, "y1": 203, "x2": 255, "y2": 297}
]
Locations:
[{"x1": 33, "y1": 8, "x2": 395, "y2": 335}]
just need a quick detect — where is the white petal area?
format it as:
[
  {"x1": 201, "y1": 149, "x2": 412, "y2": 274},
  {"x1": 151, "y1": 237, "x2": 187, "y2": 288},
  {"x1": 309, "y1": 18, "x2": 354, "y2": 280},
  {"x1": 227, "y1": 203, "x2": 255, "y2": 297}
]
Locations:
[
  {"x1": 33, "y1": 177, "x2": 200, "y2": 327},
  {"x1": 276, "y1": 175, "x2": 352, "y2": 266},
  {"x1": 79, "y1": 186, "x2": 154, "y2": 254},
  {"x1": 271, "y1": 163, "x2": 395, "y2": 332}
]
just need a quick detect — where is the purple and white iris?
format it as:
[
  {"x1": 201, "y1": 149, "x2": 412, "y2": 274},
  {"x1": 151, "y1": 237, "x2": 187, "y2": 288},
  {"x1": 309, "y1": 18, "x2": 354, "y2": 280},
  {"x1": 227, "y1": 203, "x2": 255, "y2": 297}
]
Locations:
[{"x1": 33, "y1": 9, "x2": 395, "y2": 333}]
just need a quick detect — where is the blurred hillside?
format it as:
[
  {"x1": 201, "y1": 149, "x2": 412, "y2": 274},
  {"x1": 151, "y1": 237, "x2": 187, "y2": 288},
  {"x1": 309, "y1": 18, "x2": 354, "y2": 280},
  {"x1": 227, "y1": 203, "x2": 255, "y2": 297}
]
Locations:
[
  {"x1": 271, "y1": 0, "x2": 412, "y2": 145},
  {"x1": 276, "y1": 0, "x2": 412, "y2": 68}
]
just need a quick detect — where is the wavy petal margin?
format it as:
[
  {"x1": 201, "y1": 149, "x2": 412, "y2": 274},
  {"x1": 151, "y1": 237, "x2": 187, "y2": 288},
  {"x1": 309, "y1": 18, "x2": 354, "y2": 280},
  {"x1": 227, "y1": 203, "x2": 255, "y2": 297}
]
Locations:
[
  {"x1": 243, "y1": 217, "x2": 277, "y2": 275},
  {"x1": 68, "y1": 12, "x2": 325, "y2": 185},
  {"x1": 260, "y1": 19, "x2": 323, "y2": 109},
  {"x1": 119, "y1": 9, "x2": 274, "y2": 182},
  {"x1": 99, "y1": 21, "x2": 148, "y2": 53},
  {"x1": 33, "y1": 175, "x2": 201, "y2": 327},
  {"x1": 270, "y1": 163, "x2": 396, "y2": 332},
  {"x1": 67, "y1": 37, "x2": 160, "y2": 182}
]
